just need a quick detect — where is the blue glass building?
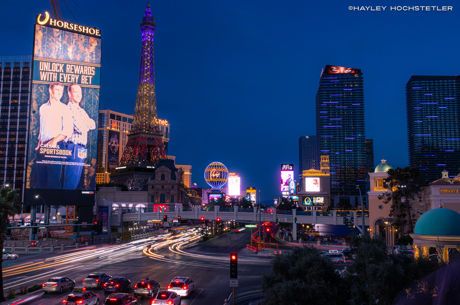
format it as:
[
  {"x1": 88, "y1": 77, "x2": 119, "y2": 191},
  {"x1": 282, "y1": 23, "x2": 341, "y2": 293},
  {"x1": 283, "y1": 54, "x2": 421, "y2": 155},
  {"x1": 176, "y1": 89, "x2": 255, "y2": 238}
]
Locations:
[
  {"x1": 316, "y1": 65, "x2": 367, "y2": 205},
  {"x1": 407, "y1": 76, "x2": 460, "y2": 183},
  {"x1": 299, "y1": 135, "x2": 320, "y2": 172}
]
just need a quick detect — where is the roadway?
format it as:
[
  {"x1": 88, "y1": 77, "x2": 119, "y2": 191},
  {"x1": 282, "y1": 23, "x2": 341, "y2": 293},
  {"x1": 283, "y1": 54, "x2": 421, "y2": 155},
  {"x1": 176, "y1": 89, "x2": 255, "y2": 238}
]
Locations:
[{"x1": 3, "y1": 228, "x2": 272, "y2": 305}]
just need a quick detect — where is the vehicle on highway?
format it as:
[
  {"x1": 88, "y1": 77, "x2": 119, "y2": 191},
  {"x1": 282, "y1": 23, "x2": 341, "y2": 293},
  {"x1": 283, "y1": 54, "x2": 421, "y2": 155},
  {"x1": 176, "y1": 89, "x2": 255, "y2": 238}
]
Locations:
[
  {"x1": 104, "y1": 293, "x2": 138, "y2": 305},
  {"x1": 62, "y1": 290, "x2": 100, "y2": 305},
  {"x1": 133, "y1": 278, "x2": 160, "y2": 298},
  {"x1": 167, "y1": 276, "x2": 195, "y2": 297},
  {"x1": 151, "y1": 291, "x2": 181, "y2": 305},
  {"x1": 83, "y1": 273, "x2": 112, "y2": 289},
  {"x1": 42, "y1": 277, "x2": 75, "y2": 293},
  {"x1": 103, "y1": 277, "x2": 132, "y2": 294},
  {"x1": 2, "y1": 249, "x2": 18, "y2": 260}
]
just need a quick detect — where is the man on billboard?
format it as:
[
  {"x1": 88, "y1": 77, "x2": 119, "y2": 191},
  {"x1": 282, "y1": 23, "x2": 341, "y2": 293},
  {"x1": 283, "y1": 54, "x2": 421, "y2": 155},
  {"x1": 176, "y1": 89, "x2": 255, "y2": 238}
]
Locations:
[
  {"x1": 63, "y1": 84, "x2": 96, "y2": 189},
  {"x1": 32, "y1": 82, "x2": 73, "y2": 189}
]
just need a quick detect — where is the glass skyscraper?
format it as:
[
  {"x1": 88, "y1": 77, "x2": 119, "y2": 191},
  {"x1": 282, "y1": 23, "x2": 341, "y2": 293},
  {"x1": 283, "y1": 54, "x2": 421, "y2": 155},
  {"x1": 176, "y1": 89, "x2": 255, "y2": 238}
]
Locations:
[
  {"x1": 299, "y1": 135, "x2": 319, "y2": 172},
  {"x1": 0, "y1": 56, "x2": 31, "y2": 195},
  {"x1": 316, "y1": 65, "x2": 367, "y2": 204},
  {"x1": 407, "y1": 76, "x2": 460, "y2": 183}
]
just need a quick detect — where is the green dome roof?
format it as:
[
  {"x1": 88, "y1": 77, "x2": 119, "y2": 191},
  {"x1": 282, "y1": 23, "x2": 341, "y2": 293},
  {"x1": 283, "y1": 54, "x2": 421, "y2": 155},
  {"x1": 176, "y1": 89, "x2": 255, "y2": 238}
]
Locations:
[
  {"x1": 374, "y1": 159, "x2": 392, "y2": 173},
  {"x1": 414, "y1": 208, "x2": 460, "y2": 236}
]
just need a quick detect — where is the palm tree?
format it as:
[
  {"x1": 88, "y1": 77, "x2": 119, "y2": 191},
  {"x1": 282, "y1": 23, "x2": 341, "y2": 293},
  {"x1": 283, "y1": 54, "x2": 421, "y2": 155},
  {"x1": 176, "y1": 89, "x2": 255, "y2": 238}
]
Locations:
[
  {"x1": 0, "y1": 186, "x2": 20, "y2": 301},
  {"x1": 378, "y1": 167, "x2": 425, "y2": 237}
]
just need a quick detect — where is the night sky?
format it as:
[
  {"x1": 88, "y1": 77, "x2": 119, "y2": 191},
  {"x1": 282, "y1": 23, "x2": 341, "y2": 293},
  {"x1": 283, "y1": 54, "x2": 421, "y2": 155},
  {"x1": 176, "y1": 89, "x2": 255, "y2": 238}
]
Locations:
[{"x1": 1, "y1": 0, "x2": 459, "y2": 202}]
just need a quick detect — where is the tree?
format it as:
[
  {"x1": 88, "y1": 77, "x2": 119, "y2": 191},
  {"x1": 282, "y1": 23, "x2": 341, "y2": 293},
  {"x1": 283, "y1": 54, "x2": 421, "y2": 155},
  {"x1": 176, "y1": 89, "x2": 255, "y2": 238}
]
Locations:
[
  {"x1": 346, "y1": 237, "x2": 439, "y2": 305},
  {"x1": 262, "y1": 248, "x2": 348, "y2": 305},
  {"x1": 0, "y1": 186, "x2": 20, "y2": 301},
  {"x1": 276, "y1": 197, "x2": 296, "y2": 211},
  {"x1": 378, "y1": 167, "x2": 425, "y2": 236}
]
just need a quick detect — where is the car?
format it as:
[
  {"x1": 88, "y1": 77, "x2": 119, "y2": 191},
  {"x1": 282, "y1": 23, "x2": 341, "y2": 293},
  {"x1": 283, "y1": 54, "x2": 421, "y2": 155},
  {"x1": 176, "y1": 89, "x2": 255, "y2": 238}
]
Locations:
[
  {"x1": 2, "y1": 252, "x2": 18, "y2": 260},
  {"x1": 133, "y1": 279, "x2": 160, "y2": 298},
  {"x1": 151, "y1": 291, "x2": 181, "y2": 305},
  {"x1": 167, "y1": 276, "x2": 195, "y2": 297},
  {"x1": 62, "y1": 290, "x2": 100, "y2": 305},
  {"x1": 104, "y1": 293, "x2": 138, "y2": 305},
  {"x1": 42, "y1": 277, "x2": 75, "y2": 293},
  {"x1": 83, "y1": 273, "x2": 112, "y2": 289},
  {"x1": 103, "y1": 277, "x2": 132, "y2": 294}
]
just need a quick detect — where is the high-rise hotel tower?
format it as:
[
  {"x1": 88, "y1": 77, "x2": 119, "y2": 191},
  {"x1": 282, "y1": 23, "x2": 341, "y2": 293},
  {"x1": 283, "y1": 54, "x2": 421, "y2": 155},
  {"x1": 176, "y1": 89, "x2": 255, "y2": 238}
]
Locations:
[
  {"x1": 407, "y1": 76, "x2": 460, "y2": 183},
  {"x1": 316, "y1": 65, "x2": 368, "y2": 205}
]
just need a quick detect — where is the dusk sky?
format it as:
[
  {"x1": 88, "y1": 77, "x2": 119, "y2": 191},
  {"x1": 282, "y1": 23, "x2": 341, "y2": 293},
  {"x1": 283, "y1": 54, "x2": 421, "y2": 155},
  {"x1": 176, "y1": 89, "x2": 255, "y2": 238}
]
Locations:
[{"x1": 1, "y1": 0, "x2": 459, "y2": 201}]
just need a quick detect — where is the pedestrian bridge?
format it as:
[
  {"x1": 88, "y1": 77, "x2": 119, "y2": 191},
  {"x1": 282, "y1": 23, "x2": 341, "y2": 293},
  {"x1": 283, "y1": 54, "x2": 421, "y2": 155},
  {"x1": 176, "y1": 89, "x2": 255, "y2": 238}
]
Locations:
[{"x1": 112, "y1": 204, "x2": 368, "y2": 228}]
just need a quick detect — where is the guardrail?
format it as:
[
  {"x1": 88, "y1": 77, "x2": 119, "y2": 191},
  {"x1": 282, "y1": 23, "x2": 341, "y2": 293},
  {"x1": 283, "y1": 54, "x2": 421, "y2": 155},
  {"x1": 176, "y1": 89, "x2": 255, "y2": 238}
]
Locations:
[{"x1": 4, "y1": 243, "x2": 88, "y2": 254}]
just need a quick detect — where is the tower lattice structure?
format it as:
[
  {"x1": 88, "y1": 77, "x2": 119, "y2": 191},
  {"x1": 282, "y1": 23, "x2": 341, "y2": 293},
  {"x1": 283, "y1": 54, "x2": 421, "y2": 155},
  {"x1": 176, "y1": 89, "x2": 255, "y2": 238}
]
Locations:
[{"x1": 120, "y1": 3, "x2": 167, "y2": 167}]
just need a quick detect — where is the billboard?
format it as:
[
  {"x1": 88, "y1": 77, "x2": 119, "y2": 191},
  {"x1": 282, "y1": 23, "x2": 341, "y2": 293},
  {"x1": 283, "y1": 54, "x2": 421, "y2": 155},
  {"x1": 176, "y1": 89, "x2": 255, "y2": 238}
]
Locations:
[
  {"x1": 305, "y1": 177, "x2": 321, "y2": 192},
  {"x1": 107, "y1": 130, "x2": 120, "y2": 171},
  {"x1": 280, "y1": 164, "x2": 294, "y2": 196},
  {"x1": 228, "y1": 173, "x2": 241, "y2": 196},
  {"x1": 208, "y1": 193, "x2": 224, "y2": 202},
  {"x1": 26, "y1": 13, "x2": 101, "y2": 192}
]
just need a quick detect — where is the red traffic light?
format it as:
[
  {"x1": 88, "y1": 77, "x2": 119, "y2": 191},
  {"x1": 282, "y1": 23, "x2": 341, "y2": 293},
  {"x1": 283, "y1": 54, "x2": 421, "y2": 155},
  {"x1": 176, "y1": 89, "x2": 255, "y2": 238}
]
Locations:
[
  {"x1": 230, "y1": 253, "x2": 237, "y2": 261},
  {"x1": 200, "y1": 216, "x2": 205, "y2": 222},
  {"x1": 216, "y1": 217, "x2": 222, "y2": 223}
]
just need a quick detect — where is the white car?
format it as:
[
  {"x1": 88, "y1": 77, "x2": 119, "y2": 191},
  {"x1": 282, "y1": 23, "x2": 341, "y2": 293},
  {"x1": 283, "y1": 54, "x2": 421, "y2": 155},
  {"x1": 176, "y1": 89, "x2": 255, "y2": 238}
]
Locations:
[
  {"x1": 152, "y1": 291, "x2": 181, "y2": 305},
  {"x1": 42, "y1": 277, "x2": 75, "y2": 293},
  {"x1": 62, "y1": 291, "x2": 100, "y2": 305},
  {"x1": 2, "y1": 252, "x2": 18, "y2": 260},
  {"x1": 167, "y1": 277, "x2": 195, "y2": 297}
]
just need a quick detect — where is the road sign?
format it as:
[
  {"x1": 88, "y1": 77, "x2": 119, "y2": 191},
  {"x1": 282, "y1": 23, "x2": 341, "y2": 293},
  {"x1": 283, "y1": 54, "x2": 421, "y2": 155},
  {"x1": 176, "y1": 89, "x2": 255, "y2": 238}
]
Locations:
[{"x1": 229, "y1": 279, "x2": 239, "y2": 287}]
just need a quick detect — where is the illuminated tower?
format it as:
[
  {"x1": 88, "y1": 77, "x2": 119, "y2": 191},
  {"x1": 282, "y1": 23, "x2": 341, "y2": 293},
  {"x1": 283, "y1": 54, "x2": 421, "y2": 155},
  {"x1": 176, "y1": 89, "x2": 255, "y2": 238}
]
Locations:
[
  {"x1": 316, "y1": 65, "x2": 367, "y2": 207},
  {"x1": 119, "y1": 4, "x2": 169, "y2": 168},
  {"x1": 112, "y1": 4, "x2": 170, "y2": 190}
]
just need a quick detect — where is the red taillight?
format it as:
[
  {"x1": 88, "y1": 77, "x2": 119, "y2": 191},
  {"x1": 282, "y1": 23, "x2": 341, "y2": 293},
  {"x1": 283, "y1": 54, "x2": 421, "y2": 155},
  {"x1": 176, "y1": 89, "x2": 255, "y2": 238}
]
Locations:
[
  {"x1": 62, "y1": 300, "x2": 68, "y2": 304},
  {"x1": 115, "y1": 284, "x2": 120, "y2": 288},
  {"x1": 42, "y1": 284, "x2": 46, "y2": 288},
  {"x1": 167, "y1": 284, "x2": 172, "y2": 289},
  {"x1": 51, "y1": 283, "x2": 58, "y2": 287},
  {"x1": 76, "y1": 300, "x2": 83, "y2": 305},
  {"x1": 147, "y1": 284, "x2": 151, "y2": 289},
  {"x1": 167, "y1": 301, "x2": 173, "y2": 305},
  {"x1": 96, "y1": 279, "x2": 99, "y2": 283},
  {"x1": 134, "y1": 284, "x2": 138, "y2": 289},
  {"x1": 109, "y1": 298, "x2": 117, "y2": 301},
  {"x1": 182, "y1": 285, "x2": 188, "y2": 290},
  {"x1": 151, "y1": 300, "x2": 157, "y2": 305}
]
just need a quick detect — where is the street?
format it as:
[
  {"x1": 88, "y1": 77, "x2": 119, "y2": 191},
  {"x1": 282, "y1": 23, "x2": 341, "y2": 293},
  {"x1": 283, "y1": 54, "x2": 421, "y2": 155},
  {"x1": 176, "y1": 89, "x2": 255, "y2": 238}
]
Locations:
[{"x1": 3, "y1": 229, "x2": 272, "y2": 305}]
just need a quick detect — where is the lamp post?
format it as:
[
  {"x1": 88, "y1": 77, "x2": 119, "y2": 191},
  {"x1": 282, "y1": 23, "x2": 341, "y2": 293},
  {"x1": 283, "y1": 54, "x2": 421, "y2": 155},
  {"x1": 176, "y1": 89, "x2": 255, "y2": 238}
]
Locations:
[{"x1": 356, "y1": 185, "x2": 366, "y2": 236}]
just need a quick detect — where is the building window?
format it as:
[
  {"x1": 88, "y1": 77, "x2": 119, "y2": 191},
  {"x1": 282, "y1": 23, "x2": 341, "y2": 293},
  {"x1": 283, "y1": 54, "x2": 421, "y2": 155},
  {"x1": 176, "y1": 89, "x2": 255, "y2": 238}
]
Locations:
[
  {"x1": 171, "y1": 195, "x2": 175, "y2": 203},
  {"x1": 160, "y1": 193, "x2": 166, "y2": 203},
  {"x1": 161, "y1": 174, "x2": 165, "y2": 181}
]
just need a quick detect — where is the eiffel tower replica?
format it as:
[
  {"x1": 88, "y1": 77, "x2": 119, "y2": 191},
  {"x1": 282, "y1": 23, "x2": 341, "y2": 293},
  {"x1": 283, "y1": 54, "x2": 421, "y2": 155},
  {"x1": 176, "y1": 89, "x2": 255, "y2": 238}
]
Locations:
[{"x1": 111, "y1": 3, "x2": 169, "y2": 190}]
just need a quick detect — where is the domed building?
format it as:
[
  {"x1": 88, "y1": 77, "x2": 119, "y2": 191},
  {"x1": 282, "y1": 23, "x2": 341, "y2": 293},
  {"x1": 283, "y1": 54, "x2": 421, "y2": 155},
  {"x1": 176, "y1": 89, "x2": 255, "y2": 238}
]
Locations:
[
  {"x1": 368, "y1": 159, "x2": 395, "y2": 244},
  {"x1": 411, "y1": 208, "x2": 460, "y2": 263}
]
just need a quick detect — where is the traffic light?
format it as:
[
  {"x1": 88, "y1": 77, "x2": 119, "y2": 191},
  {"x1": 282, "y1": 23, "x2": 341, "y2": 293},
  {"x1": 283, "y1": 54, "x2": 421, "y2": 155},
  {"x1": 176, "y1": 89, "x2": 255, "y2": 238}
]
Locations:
[
  {"x1": 200, "y1": 216, "x2": 205, "y2": 222},
  {"x1": 163, "y1": 214, "x2": 168, "y2": 222},
  {"x1": 265, "y1": 227, "x2": 271, "y2": 233},
  {"x1": 216, "y1": 217, "x2": 222, "y2": 223},
  {"x1": 230, "y1": 252, "x2": 238, "y2": 279}
]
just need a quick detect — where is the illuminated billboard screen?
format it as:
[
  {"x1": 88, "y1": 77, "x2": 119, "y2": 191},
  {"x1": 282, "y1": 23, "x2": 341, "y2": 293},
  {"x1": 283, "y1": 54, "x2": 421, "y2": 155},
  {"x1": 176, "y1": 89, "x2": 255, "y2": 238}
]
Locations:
[
  {"x1": 26, "y1": 14, "x2": 101, "y2": 192},
  {"x1": 305, "y1": 177, "x2": 320, "y2": 192},
  {"x1": 107, "y1": 130, "x2": 120, "y2": 171},
  {"x1": 208, "y1": 193, "x2": 223, "y2": 202},
  {"x1": 280, "y1": 164, "x2": 294, "y2": 195},
  {"x1": 228, "y1": 174, "x2": 241, "y2": 196}
]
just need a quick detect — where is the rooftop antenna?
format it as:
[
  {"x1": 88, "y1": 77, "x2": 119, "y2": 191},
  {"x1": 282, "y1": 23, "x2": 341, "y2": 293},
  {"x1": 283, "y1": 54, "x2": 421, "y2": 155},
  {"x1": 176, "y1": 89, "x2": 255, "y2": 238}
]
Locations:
[{"x1": 50, "y1": 0, "x2": 61, "y2": 19}]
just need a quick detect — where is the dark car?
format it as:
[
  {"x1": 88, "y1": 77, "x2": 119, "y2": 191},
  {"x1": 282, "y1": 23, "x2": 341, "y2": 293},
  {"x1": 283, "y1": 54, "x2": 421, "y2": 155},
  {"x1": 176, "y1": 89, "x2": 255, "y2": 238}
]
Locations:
[
  {"x1": 133, "y1": 279, "x2": 160, "y2": 298},
  {"x1": 104, "y1": 293, "x2": 138, "y2": 305},
  {"x1": 103, "y1": 277, "x2": 132, "y2": 294},
  {"x1": 83, "y1": 273, "x2": 112, "y2": 289}
]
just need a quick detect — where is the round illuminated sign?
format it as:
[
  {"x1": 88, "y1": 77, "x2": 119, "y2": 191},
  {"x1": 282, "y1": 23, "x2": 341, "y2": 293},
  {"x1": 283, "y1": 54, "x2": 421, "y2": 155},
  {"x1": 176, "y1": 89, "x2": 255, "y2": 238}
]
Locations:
[
  {"x1": 303, "y1": 197, "x2": 313, "y2": 206},
  {"x1": 204, "y1": 162, "x2": 229, "y2": 189}
]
